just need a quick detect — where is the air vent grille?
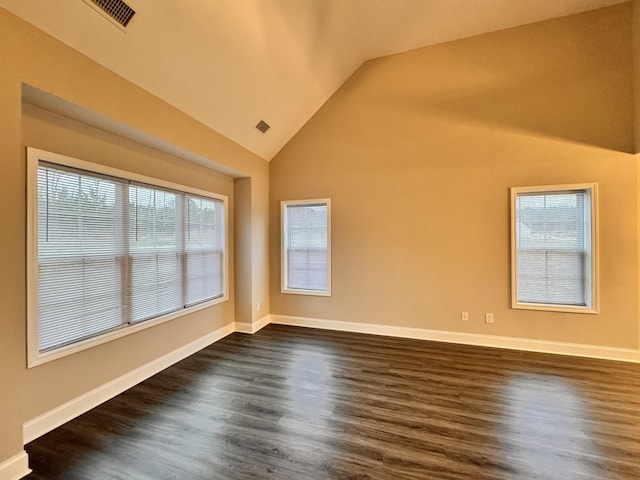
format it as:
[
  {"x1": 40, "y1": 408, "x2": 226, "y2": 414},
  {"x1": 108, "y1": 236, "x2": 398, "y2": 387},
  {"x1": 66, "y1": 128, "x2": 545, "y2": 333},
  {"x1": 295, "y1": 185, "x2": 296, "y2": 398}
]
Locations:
[
  {"x1": 256, "y1": 120, "x2": 270, "y2": 134},
  {"x1": 87, "y1": 0, "x2": 136, "y2": 28}
]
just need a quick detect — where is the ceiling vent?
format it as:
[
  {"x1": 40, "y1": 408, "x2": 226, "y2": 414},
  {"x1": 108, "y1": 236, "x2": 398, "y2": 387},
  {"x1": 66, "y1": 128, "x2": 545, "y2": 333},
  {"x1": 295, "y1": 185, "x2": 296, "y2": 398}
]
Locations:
[
  {"x1": 255, "y1": 120, "x2": 270, "y2": 134},
  {"x1": 83, "y1": 0, "x2": 136, "y2": 29}
]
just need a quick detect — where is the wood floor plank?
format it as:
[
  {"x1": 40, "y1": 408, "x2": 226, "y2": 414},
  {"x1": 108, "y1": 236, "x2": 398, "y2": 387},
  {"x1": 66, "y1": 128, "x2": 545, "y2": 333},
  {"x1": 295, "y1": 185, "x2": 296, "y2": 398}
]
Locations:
[{"x1": 25, "y1": 325, "x2": 640, "y2": 479}]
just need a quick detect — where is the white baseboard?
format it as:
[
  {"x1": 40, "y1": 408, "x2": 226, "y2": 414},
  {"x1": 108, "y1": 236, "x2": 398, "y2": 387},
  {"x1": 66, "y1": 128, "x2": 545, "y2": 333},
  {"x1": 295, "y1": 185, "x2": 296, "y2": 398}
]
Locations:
[
  {"x1": 0, "y1": 451, "x2": 30, "y2": 480},
  {"x1": 270, "y1": 314, "x2": 640, "y2": 363},
  {"x1": 23, "y1": 322, "x2": 235, "y2": 444},
  {"x1": 235, "y1": 314, "x2": 270, "y2": 334}
]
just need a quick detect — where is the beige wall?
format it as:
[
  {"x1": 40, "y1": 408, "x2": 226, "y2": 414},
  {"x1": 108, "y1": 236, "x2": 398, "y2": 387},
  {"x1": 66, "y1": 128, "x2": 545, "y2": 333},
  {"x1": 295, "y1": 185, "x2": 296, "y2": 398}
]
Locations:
[
  {"x1": 252, "y1": 172, "x2": 271, "y2": 322},
  {"x1": 235, "y1": 177, "x2": 253, "y2": 325},
  {"x1": 21, "y1": 103, "x2": 237, "y2": 415},
  {"x1": 0, "y1": 23, "x2": 26, "y2": 464},
  {"x1": 270, "y1": 4, "x2": 639, "y2": 349},
  {"x1": 634, "y1": 0, "x2": 640, "y2": 153},
  {"x1": 0, "y1": 7, "x2": 268, "y2": 466},
  {"x1": 235, "y1": 174, "x2": 270, "y2": 325},
  {"x1": 633, "y1": 0, "x2": 640, "y2": 351}
]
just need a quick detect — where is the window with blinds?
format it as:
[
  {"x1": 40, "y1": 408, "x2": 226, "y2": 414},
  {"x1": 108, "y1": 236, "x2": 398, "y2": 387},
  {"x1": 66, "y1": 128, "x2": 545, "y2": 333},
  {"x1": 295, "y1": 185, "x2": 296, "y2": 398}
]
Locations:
[
  {"x1": 511, "y1": 184, "x2": 598, "y2": 313},
  {"x1": 28, "y1": 148, "x2": 227, "y2": 364},
  {"x1": 281, "y1": 199, "x2": 331, "y2": 296}
]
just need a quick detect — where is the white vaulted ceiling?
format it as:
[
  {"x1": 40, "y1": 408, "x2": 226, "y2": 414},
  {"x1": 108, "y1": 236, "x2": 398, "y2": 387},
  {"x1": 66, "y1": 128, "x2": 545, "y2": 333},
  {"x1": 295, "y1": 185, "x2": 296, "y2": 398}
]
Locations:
[{"x1": 0, "y1": 0, "x2": 628, "y2": 160}]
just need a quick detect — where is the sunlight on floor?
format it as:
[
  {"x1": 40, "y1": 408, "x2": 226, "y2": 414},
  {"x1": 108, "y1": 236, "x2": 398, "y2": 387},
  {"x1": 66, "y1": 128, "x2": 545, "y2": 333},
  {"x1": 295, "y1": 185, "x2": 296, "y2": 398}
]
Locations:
[{"x1": 501, "y1": 372, "x2": 601, "y2": 479}]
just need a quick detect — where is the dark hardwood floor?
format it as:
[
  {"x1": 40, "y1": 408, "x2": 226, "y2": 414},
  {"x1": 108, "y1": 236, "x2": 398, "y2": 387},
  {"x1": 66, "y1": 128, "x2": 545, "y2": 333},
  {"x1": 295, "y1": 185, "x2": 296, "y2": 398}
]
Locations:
[{"x1": 25, "y1": 324, "x2": 640, "y2": 479}]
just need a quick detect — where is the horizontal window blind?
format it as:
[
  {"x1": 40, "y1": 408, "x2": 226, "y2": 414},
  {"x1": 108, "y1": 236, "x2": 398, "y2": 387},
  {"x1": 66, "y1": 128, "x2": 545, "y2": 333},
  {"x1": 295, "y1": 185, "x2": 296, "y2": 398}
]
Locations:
[
  {"x1": 128, "y1": 185, "x2": 181, "y2": 322},
  {"x1": 38, "y1": 163, "x2": 127, "y2": 351},
  {"x1": 36, "y1": 159, "x2": 226, "y2": 353},
  {"x1": 185, "y1": 195, "x2": 225, "y2": 305},
  {"x1": 514, "y1": 189, "x2": 591, "y2": 308},
  {"x1": 283, "y1": 201, "x2": 329, "y2": 293}
]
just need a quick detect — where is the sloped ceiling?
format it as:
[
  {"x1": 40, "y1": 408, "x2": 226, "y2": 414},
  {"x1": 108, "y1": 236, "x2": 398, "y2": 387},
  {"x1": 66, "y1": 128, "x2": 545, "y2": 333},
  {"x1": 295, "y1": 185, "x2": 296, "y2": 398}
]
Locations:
[{"x1": 0, "y1": 0, "x2": 628, "y2": 160}]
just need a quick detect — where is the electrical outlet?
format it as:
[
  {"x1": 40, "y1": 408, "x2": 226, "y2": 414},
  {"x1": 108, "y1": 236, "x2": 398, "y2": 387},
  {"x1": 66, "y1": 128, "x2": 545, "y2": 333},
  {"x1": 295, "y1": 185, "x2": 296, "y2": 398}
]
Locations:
[
  {"x1": 485, "y1": 313, "x2": 494, "y2": 324},
  {"x1": 256, "y1": 301, "x2": 261, "y2": 312},
  {"x1": 461, "y1": 311, "x2": 469, "y2": 321}
]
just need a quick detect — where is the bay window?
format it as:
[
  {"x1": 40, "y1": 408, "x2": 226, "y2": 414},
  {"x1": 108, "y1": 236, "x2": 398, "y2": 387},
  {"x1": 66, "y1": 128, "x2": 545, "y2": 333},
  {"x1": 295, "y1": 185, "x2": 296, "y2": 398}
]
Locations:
[{"x1": 28, "y1": 148, "x2": 227, "y2": 365}]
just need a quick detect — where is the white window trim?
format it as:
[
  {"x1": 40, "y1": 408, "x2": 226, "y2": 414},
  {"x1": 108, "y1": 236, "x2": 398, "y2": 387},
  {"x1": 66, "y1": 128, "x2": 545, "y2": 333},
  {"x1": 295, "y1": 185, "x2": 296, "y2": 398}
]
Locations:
[
  {"x1": 281, "y1": 198, "x2": 332, "y2": 296},
  {"x1": 510, "y1": 183, "x2": 599, "y2": 314},
  {"x1": 26, "y1": 147, "x2": 229, "y2": 367}
]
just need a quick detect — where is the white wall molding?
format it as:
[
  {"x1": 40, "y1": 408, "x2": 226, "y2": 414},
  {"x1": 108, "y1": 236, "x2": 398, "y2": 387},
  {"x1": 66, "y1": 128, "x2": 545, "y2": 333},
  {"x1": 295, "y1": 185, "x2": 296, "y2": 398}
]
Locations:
[
  {"x1": 0, "y1": 451, "x2": 30, "y2": 480},
  {"x1": 235, "y1": 315, "x2": 271, "y2": 334},
  {"x1": 23, "y1": 322, "x2": 235, "y2": 444},
  {"x1": 270, "y1": 314, "x2": 640, "y2": 363}
]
